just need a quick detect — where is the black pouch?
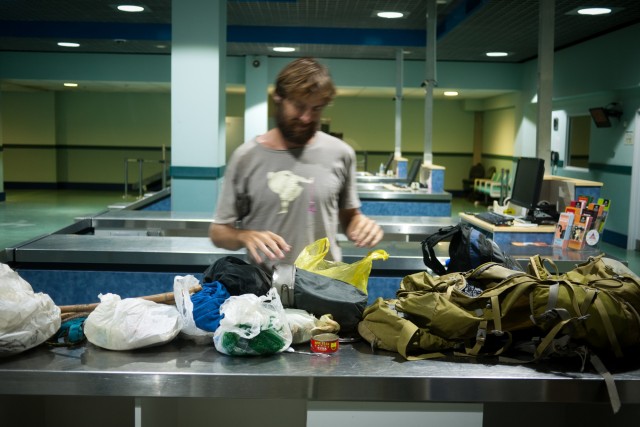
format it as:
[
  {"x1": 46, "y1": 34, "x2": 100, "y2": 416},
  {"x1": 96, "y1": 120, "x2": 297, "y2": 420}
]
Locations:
[
  {"x1": 292, "y1": 268, "x2": 367, "y2": 335},
  {"x1": 203, "y1": 256, "x2": 272, "y2": 296}
]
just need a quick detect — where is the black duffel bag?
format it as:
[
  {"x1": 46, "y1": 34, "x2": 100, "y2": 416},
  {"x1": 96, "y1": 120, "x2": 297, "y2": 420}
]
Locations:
[{"x1": 272, "y1": 264, "x2": 367, "y2": 335}]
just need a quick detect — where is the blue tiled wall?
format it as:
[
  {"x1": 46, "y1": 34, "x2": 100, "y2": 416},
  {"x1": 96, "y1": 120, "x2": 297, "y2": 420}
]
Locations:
[
  {"x1": 17, "y1": 269, "x2": 402, "y2": 308},
  {"x1": 361, "y1": 201, "x2": 451, "y2": 217},
  {"x1": 17, "y1": 269, "x2": 198, "y2": 306},
  {"x1": 430, "y1": 170, "x2": 444, "y2": 193},
  {"x1": 142, "y1": 196, "x2": 172, "y2": 211}
]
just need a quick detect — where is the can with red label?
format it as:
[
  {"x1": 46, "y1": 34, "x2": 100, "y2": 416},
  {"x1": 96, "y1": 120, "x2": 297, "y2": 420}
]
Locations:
[{"x1": 310, "y1": 333, "x2": 339, "y2": 354}]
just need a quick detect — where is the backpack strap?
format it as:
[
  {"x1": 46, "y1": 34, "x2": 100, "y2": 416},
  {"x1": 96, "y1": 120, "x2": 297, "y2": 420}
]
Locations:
[
  {"x1": 589, "y1": 353, "x2": 622, "y2": 414},
  {"x1": 396, "y1": 321, "x2": 446, "y2": 360},
  {"x1": 592, "y1": 295, "x2": 624, "y2": 358},
  {"x1": 421, "y1": 225, "x2": 461, "y2": 276},
  {"x1": 233, "y1": 152, "x2": 252, "y2": 221}
]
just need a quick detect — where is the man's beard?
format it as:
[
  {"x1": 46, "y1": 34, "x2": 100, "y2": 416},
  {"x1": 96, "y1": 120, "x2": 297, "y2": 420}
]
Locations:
[{"x1": 276, "y1": 107, "x2": 318, "y2": 146}]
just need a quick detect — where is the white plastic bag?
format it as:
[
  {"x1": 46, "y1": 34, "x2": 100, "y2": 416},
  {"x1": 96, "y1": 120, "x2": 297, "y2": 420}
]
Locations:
[
  {"x1": 214, "y1": 288, "x2": 292, "y2": 356},
  {"x1": 285, "y1": 308, "x2": 317, "y2": 344},
  {"x1": 84, "y1": 293, "x2": 182, "y2": 350},
  {"x1": 0, "y1": 263, "x2": 61, "y2": 356},
  {"x1": 173, "y1": 275, "x2": 213, "y2": 343}
]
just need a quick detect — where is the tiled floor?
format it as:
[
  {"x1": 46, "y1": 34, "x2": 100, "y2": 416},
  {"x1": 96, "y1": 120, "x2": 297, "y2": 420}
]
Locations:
[
  {"x1": 1, "y1": 188, "x2": 639, "y2": 274},
  {"x1": 0, "y1": 189, "x2": 129, "y2": 250}
]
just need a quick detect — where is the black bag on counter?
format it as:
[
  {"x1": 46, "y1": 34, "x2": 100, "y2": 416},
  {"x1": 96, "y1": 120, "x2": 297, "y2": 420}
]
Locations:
[
  {"x1": 421, "y1": 223, "x2": 522, "y2": 275},
  {"x1": 272, "y1": 264, "x2": 367, "y2": 335},
  {"x1": 203, "y1": 256, "x2": 272, "y2": 296}
]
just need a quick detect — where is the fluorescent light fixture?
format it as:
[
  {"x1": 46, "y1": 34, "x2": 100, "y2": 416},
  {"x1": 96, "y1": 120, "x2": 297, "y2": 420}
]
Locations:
[
  {"x1": 444, "y1": 91, "x2": 459, "y2": 97},
  {"x1": 377, "y1": 11, "x2": 404, "y2": 19},
  {"x1": 63, "y1": 83, "x2": 78, "y2": 87},
  {"x1": 486, "y1": 51, "x2": 508, "y2": 57},
  {"x1": 58, "y1": 42, "x2": 80, "y2": 48},
  {"x1": 117, "y1": 5, "x2": 145, "y2": 12},
  {"x1": 272, "y1": 47, "x2": 296, "y2": 53},
  {"x1": 577, "y1": 7, "x2": 611, "y2": 15}
]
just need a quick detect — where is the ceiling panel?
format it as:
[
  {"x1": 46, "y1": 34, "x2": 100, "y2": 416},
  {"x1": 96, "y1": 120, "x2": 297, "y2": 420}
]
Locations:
[{"x1": 1, "y1": 0, "x2": 638, "y2": 94}]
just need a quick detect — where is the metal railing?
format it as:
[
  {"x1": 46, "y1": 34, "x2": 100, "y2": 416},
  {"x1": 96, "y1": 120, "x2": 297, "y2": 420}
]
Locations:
[{"x1": 123, "y1": 158, "x2": 168, "y2": 199}]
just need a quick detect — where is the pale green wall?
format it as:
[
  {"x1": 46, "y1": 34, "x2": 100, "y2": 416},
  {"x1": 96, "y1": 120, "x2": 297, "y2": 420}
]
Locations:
[
  {"x1": 2, "y1": 92, "x2": 57, "y2": 183},
  {"x1": 327, "y1": 96, "x2": 475, "y2": 151},
  {"x1": 1, "y1": 91, "x2": 246, "y2": 186},
  {"x1": 57, "y1": 92, "x2": 170, "y2": 148},
  {"x1": 2, "y1": 92, "x2": 170, "y2": 185},
  {"x1": 325, "y1": 96, "x2": 475, "y2": 187},
  {"x1": 3, "y1": 92, "x2": 55, "y2": 145},
  {"x1": 0, "y1": 52, "x2": 524, "y2": 192}
]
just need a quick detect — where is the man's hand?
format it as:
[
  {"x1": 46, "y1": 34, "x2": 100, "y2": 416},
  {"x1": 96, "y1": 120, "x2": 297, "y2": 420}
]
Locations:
[
  {"x1": 237, "y1": 229, "x2": 291, "y2": 264},
  {"x1": 209, "y1": 224, "x2": 291, "y2": 264},
  {"x1": 341, "y1": 209, "x2": 384, "y2": 248}
]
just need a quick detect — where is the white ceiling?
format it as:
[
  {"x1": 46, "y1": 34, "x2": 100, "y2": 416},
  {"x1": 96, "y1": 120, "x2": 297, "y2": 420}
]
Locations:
[{"x1": 2, "y1": 0, "x2": 639, "y2": 98}]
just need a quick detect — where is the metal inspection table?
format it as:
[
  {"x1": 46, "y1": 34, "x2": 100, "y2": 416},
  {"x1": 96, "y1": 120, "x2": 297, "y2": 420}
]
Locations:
[{"x1": 1, "y1": 339, "x2": 639, "y2": 405}]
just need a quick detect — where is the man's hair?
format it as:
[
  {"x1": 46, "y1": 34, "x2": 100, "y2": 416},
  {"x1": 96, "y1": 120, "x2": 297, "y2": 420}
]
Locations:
[{"x1": 274, "y1": 57, "x2": 336, "y2": 103}]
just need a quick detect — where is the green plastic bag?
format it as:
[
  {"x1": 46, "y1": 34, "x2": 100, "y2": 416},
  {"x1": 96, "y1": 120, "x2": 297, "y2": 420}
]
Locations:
[{"x1": 213, "y1": 288, "x2": 292, "y2": 356}]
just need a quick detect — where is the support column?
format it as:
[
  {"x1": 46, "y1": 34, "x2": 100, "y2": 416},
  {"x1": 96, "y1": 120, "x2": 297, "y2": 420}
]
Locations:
[
  {"x1": 422, "y1": 0, "x2": 437, "y2": 166},
  {"x1": 170, "y1": 0, "x2": 226, "y2": 213},
  {"x1": 244, "y1": 55, "x2": 269, "y2": 142},
  {"x1": 394, "y1": 49, "x2": 403, "y2": 159},
  {"x1": 536, "y1": 0, "x2": 555, "y2": 167}
]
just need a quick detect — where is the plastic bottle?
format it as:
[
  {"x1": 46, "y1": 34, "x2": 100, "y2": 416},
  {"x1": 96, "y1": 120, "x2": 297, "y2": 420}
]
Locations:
[{"x1": 379, "y1": 162, "x2": 385, "y2": 176}]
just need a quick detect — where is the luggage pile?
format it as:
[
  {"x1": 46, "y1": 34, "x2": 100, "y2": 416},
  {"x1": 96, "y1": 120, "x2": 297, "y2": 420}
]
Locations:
[{"x1": 1, "y1": 238, "x2": 386, "y2": 357}]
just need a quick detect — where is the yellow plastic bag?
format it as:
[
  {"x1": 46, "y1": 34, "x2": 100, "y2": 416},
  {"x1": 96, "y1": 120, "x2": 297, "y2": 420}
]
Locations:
[{"x1": 294, "y1": 238, "x2": 388, "y2": 294}]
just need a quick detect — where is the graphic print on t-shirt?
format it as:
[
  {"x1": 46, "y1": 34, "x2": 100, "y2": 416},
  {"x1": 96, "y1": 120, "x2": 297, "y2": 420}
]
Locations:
[{"x1": 267, "y1": 170, "x2": 314, "y2": 214}]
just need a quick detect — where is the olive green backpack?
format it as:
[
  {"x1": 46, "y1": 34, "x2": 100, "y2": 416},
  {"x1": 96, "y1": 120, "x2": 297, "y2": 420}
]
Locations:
[
  {"x1": 358, "y1": 254, "x2": 640, "y2": 361},
  {"x1": 358, "y1": 255, "x2": 640, "y2": 413}
]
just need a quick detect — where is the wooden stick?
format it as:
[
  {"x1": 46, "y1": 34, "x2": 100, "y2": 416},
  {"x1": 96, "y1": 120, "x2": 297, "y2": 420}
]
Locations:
[{"x1": 58, "y1": 284, "x2": 203, "y2": 313}]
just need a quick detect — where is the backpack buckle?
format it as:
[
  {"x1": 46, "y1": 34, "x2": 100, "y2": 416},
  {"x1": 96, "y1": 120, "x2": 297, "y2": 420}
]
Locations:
[{"x1": 476, "y1": 327, "x2": 487, "y2": 342}]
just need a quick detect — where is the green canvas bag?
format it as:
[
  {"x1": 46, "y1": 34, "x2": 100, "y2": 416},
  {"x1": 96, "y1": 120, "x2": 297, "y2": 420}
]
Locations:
[
  {"x1": 527, "y1": 254, "x2": 640, "y2": 358},
  {"x1": 358, "y1": 255, "x2": 640, "y2": 414},
  {"x1": 359, "y1": 263, "x2": 540, "y2": 359},
  {"x1": 359, "y1": 255, "x2": 640, "y2": 360}
]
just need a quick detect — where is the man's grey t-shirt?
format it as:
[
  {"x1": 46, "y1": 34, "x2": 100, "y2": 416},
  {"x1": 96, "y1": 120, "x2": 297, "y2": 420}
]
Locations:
[{"x1": 213, "y1": 131, "x2": 361, "y2": 268}]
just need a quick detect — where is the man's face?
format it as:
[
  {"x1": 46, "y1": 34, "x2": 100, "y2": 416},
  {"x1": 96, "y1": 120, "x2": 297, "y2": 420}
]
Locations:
[{"x1": 276, "y1": 94, "x2": 327, "y2": 146}]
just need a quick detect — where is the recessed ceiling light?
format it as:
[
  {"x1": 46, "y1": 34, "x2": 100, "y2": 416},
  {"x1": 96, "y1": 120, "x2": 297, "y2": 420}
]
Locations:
[
  {"x1": 377, "y1": 11, "x2": 404, "y2": 19},
  {"x1": 58, "y1": 42, "x2": 80, "y2": 48},
  {"x1": 63, "y1": 83, "x2": 78, "y2": 87},
  {"x1": 272, "y1": 47, "x2": 296, "y2": 53},
  {"x1": 577, "y1": 7, "x2": 611, "y2": 15},
  {"x1": 444, "y1": 91, "x2": 459, "y2": 97},
  {"x1": 486, "y1": 51, "x2": 508, "y2": 57},
  {"x1": 117, "y1": 5, "x2": 145, "y2": 13}
]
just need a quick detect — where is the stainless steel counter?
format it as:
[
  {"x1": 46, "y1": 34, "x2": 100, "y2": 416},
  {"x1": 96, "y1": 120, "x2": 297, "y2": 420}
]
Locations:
[
  {"x1": 4, "y1": 209, "x2": 607, "y2": 273},
  {"x1": 7, "y1": 235, "x2": 438, "y2": 272},
  {"x1": 87, "y1": 211, "x2": 455, "y2": 239},
  {"x1": 1, "y1": 339, "x2": 638, "y2": 404}
]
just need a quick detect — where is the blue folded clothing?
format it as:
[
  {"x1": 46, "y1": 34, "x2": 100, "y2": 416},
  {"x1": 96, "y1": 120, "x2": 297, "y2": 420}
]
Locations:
[{"x1": 190, "y1": 281, "x2": 231, "y2": 332}]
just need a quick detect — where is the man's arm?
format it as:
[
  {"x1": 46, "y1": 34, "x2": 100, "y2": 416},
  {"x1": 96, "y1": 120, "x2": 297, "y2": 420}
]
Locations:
[
  {"x1": 209, "y1": 223, "x2": 291, "y2": 264},
  {"x1": 338, "y1": 208, "x2": 384, "y2": 248}
]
